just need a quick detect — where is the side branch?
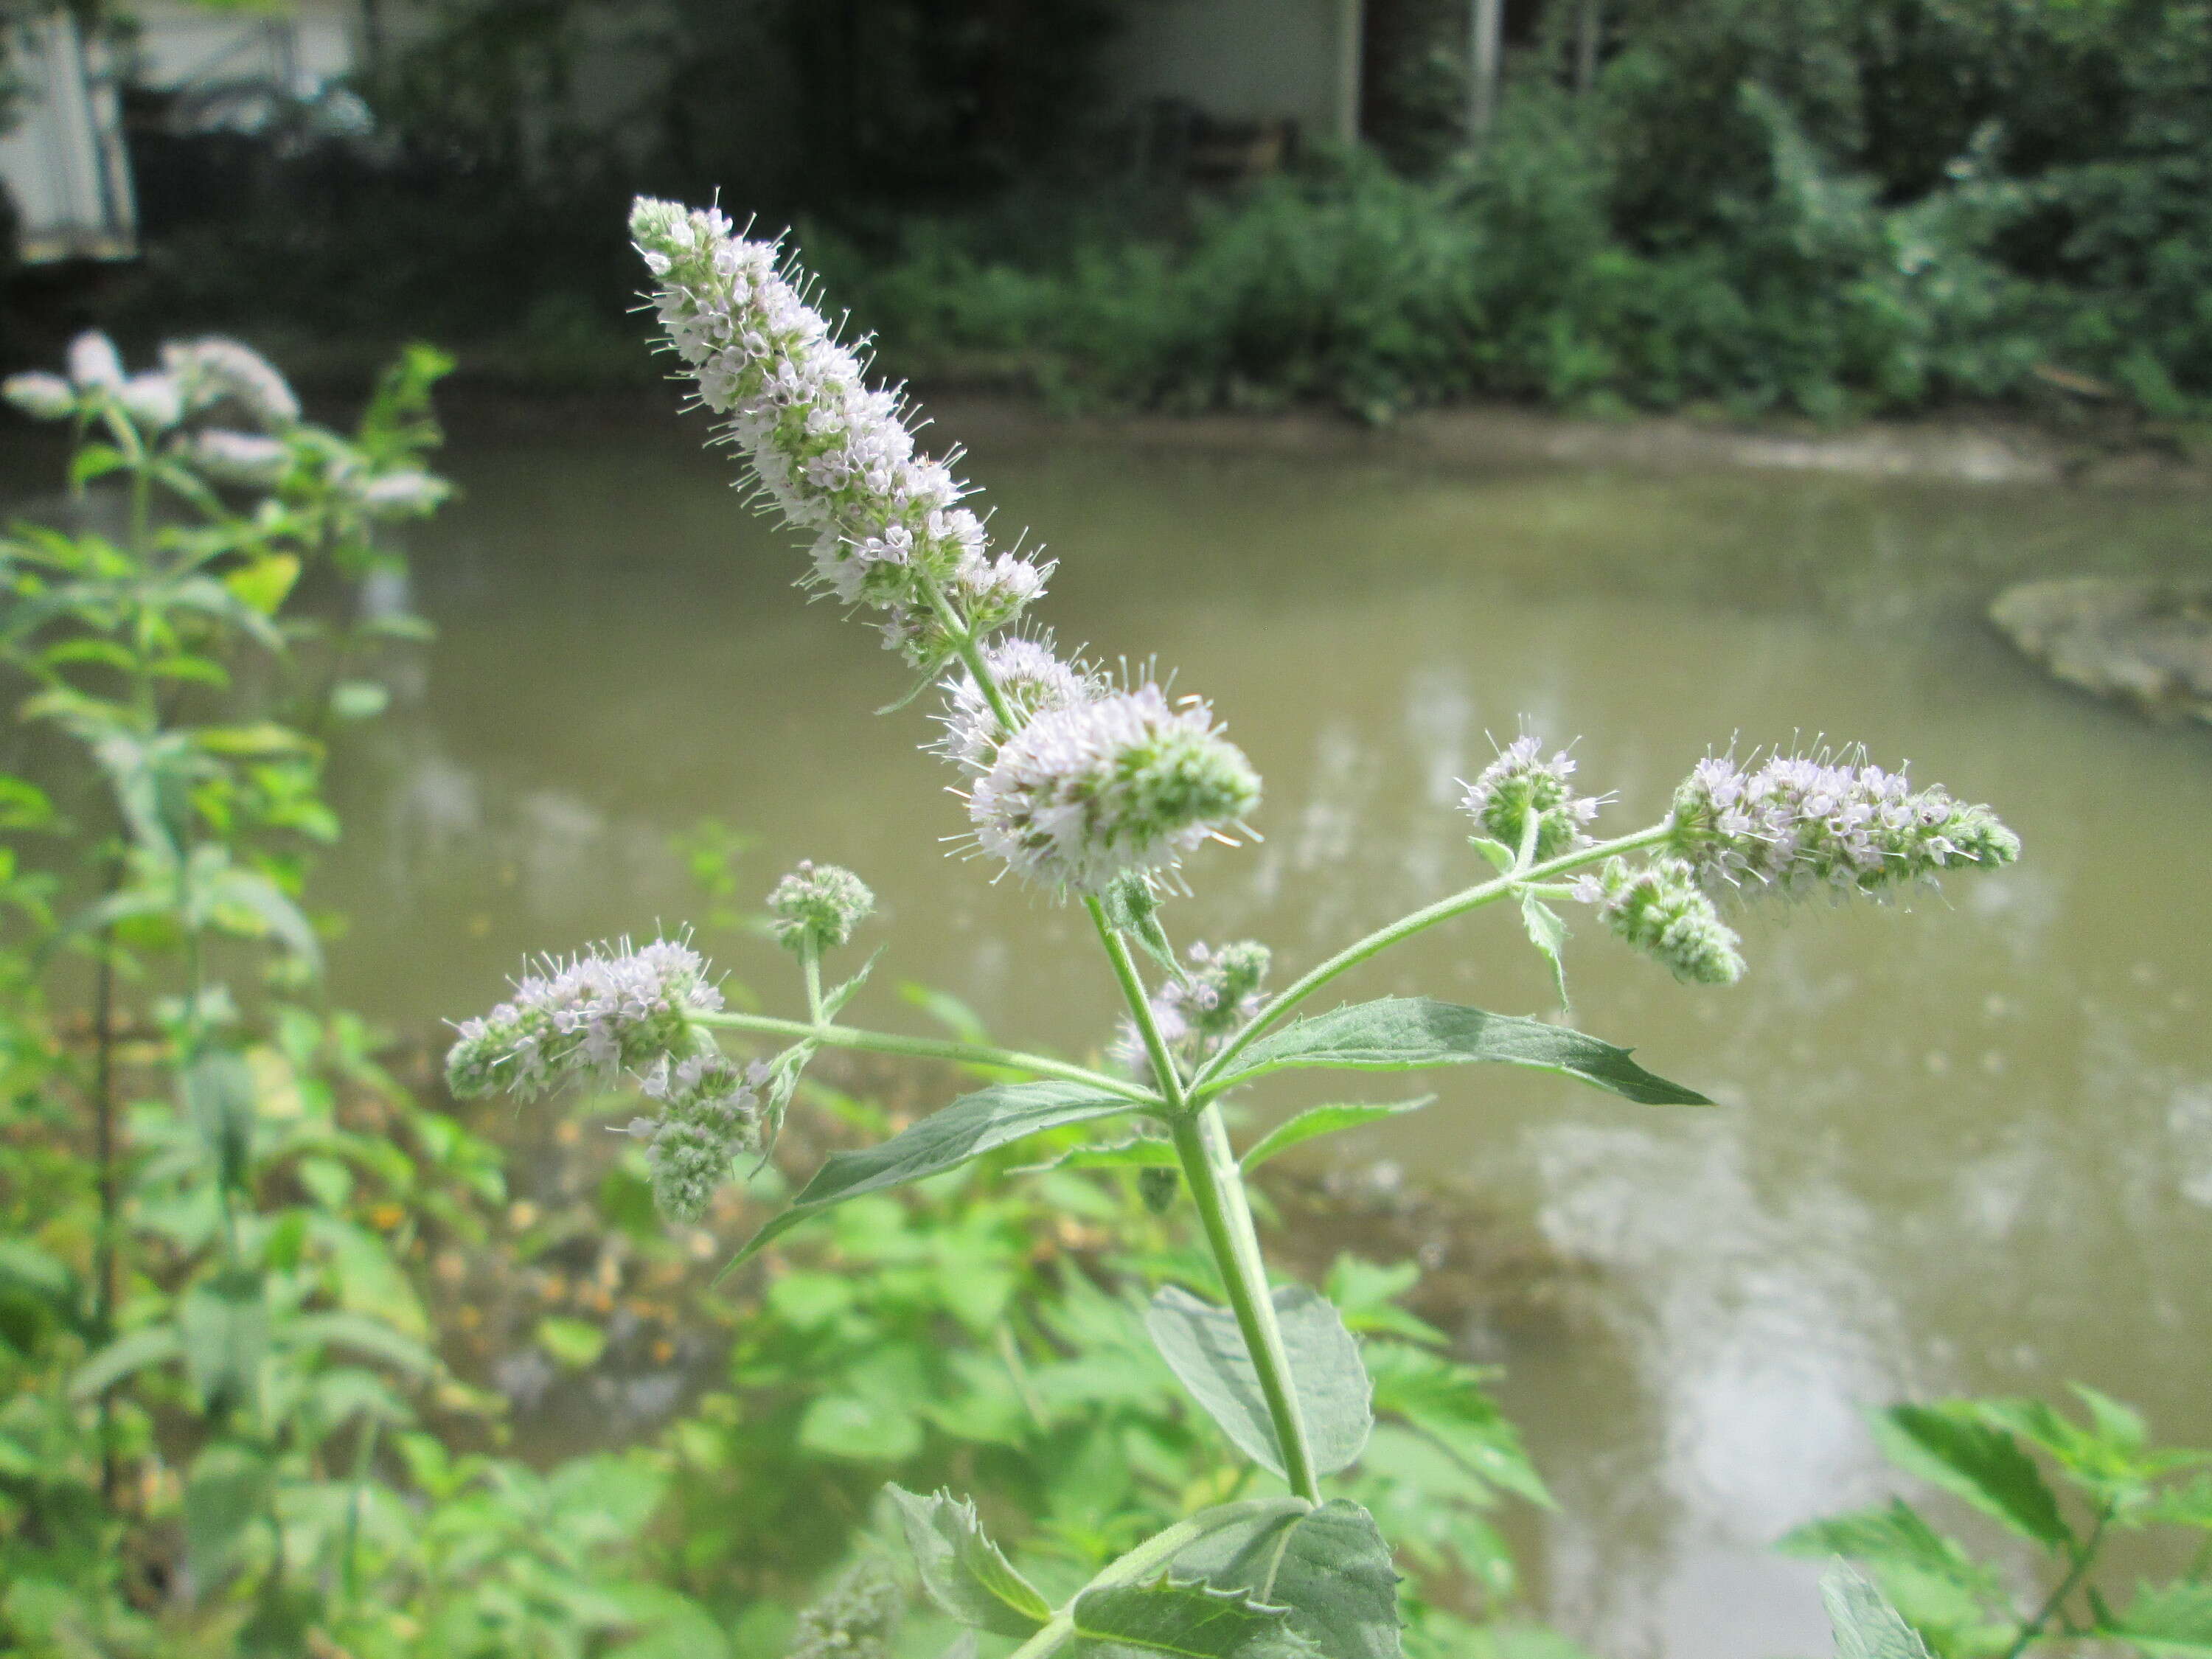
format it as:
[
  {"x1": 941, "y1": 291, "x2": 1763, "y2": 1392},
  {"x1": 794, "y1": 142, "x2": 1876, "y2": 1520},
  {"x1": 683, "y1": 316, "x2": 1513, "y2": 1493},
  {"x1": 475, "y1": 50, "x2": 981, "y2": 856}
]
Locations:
[
  {"x1": 692, "y1": 1009, "x2": 1157, "y2": 1104},
  {"x1": 1192, "y1": 821, "x2": 1674, "y2": 1091}
]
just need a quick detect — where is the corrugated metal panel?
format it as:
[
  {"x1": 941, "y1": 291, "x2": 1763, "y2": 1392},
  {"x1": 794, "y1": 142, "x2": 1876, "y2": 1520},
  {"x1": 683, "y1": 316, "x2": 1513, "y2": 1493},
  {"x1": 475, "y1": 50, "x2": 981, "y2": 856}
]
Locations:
[{"x1": 0, "y1": 9, "x2": 139, "y2": 262}]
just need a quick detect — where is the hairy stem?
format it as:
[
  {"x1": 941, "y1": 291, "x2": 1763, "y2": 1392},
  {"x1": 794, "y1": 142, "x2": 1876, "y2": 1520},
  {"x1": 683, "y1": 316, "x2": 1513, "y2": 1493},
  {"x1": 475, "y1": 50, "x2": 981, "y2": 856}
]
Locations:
[
  {"x1": 1193, "y1": 821, "x2": 1674, "y2": 1091},
  {"x1": 1088, "y1": 905, "x2": 1321, "y2": 1504},
  {"x1": 691, "y1": 1009, "x2": 1156, "y2": 1104}
]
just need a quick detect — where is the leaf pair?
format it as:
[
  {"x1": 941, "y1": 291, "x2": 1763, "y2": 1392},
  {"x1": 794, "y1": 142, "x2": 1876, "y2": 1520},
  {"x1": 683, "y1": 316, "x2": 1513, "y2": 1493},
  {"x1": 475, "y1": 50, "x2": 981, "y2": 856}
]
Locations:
[{"x1": 894, "y1": 1487, "x2": 1404, "y2": 1659}]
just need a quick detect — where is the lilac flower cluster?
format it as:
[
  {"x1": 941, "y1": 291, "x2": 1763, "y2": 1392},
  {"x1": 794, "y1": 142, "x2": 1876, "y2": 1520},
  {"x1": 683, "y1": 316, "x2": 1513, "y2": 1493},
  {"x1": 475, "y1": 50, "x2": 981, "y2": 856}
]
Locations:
[
  {"x1": 1462, "y1": 737, "x2": 1603, "y2": 863},
  {"x1": 1114, "y1": 939, "x2": 1272, "y2": 1079},
  {"x1": 639, "y1": 1049, "x2": 770, "y2": 1222},
  {"x1": 629, "y1": 198, "x2": 1051, "y2": 664},
  {"x1": 967, "y1": 685, "x2": 1261, "y2": 891},
  {"x1": 768, "y1": 860, "x2": 877, "y2": 955},
  {"x1": 1574, "y1": 857, "x2": 1746, "y2": 985},
  {"x1": 445, "y1": 936, "x2": 726, "y2": 1101},
  {"x1": 1669, "y1": 752, "x2": 2020, "y2": 902}
]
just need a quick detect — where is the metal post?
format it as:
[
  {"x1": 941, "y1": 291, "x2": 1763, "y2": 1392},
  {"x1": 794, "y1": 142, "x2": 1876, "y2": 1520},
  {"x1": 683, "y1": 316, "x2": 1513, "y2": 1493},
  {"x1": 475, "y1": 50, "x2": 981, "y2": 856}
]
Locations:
[
  {"x1": 1336, "y1": 0, "x2": 1365, "y2": 147},
  {"x1": 1469, "y1": 0, "x2": 1502, "y2": 142},
  {"x1": 1575, "y1": 0, "x2": 1602, "y2": 94}
]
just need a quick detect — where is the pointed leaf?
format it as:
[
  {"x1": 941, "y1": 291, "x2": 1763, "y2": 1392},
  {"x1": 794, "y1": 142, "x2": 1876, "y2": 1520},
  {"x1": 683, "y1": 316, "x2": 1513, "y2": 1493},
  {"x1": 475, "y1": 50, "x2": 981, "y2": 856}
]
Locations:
[
  {"x1": 1147, "y1": 1284, "x2": 1371, "y2": 1479},
  {"x1": 1071, "y1": 1579, "x2": 1310, "y2": 1659},
  {"x1": 1211, "y1": 998, "x2": 1708, "y2": 1106},
  {"x1": 1519, "y1": 892, "x2": 1571, "y2": 1012},
  {"x1": 1823, "y1": 1562, "x2": 1936, "y2": 1659},
  {"x1": 1012, "y1": 1134, "x2": 1179, "y2": 1177},
  {"x1": 1469, "y1": 836, "x2": 1514, "y2": 873},
  {"x1": 1172, "y1": 1500, "x2": 1402, "y2": 1659},
  {"x1": 2108, "y1": 1582, "x2": 2212, "y2": 1656},
  {"x1": 723, "y1": 1081, "x2": 1138, "y2": 1272},
  {"x1": 889, "y1": 1485, "x2": 1051, "y2": 1637},
  {"x1": 1874, "y1": 1405, "x2": 2071, "y2": 1549},
  {"x1": 1779, "y1": 1500, "x2": 1997, "y2": 1601},
  {"x1": 1240, "y1": 1099, "x2": 1433, "y2": 1170},
  {"x1": 821, "y1": 945, "x2": 886, "y2": 1022},
  {"x1": 72, "y1": 1324, "x2": 184, "y2": 1399}
]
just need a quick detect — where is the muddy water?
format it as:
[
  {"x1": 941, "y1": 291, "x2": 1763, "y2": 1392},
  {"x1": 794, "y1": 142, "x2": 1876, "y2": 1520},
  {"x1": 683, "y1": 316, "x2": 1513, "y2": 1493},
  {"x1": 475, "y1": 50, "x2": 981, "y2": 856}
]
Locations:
[{"x1": 321, "y1": 402, "x2": 2210, "y2": 1659}]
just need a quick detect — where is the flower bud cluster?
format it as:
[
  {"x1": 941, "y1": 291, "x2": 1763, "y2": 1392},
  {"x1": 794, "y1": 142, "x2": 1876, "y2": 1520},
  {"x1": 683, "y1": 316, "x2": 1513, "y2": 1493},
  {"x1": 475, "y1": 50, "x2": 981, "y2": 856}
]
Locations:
[
  {"x1": 1575, "y1": 857, "x2": 1746, "y2": 985},
  {"x1": 639, "y1": 1048, "x2": 769, "y2": 1222},
  {"x1": 967, "y1": 684, "x2": 1261, "y2": 891},
  {"x1": 6, "y1": 330, "x2": 183, "y2": 434},
  {"x1": 630, "y1": 197, "x2": 1050, "y2": 664},
  {"x1": 935, "y1": 636, "x2": 1105, "y2": 776},
  {"x1": 768, "y1": 860, "x2": 876, "y2": 954},
  {"x1": 787, "y1": 1560, "x2": 904, "y2": 1659},
  {"x1": 1114, "y1": 939, "x2": 1272, "y2": 1079},
  {"x1": 445, "y1": 936, "x2": 726, "y2": 1100},
  {"x1": 1669, "y1": 752, "x2": 2020, "y2": 902},
  {"x1": 1462, "y1": 737, "x2": 1602, "y2": 863}
]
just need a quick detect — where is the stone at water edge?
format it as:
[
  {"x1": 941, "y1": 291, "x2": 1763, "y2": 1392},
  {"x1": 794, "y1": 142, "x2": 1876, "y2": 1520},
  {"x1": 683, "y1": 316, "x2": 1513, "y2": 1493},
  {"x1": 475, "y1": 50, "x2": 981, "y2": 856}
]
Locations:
[{"x1": 1990, "y1": 577, "x2": 2212, "y2": 726}]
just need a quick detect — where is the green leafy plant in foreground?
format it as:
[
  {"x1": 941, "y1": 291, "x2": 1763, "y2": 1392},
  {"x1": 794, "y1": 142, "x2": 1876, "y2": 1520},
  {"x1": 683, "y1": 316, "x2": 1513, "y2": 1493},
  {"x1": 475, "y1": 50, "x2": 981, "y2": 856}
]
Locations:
[
  {"x1": 0, "y1": 335, "x2": 717, "y2": 1657},
  {"x1": 439, "y1": 198, "x2": 2028, "y2": 1659},
  {"x1": 1789, "y1": 1390, "x2": 2212, "y2": 1659}
]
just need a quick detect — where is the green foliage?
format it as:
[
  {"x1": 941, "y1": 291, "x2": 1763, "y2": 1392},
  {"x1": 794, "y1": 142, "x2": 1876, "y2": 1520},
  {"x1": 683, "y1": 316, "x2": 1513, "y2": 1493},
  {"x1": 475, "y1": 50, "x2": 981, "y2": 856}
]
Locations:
[
  {"x1": 1208, "y1": 996, "x2": 1710, "y2": 1105},
  {"x1": 1784, "y1": 1390, "x2": 2212, "y2": 1659},
  {"x1": 0, "y1": 336, "x2": 718, "y2": 1658},
  {"x1": 1145, "y1": 1285, "x2": 1373, "y2": 1480}
]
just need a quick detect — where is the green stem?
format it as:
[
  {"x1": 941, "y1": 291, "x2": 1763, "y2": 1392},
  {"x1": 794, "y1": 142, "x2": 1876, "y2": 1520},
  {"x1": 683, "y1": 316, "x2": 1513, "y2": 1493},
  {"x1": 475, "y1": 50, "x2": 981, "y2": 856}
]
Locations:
[
  {"x1": 1007, "y1": 1495, "x2": 1311, "y2": 1659},
  {"x1": 1192, "y1": 821, "x2": 1674, "y2": 1093},
  {"x1": 1087, "y1": 904, "x2": 1321, "y2": 1505},
  {"x1": 801, "y1": 942, "x2": 824, "y2": 1026},
  {"x1": 2000, "y1": 1506, "x2": 2113, "y2": 1659},
  {"x1": 917, "y1": 572, "x2": 1018, "y2": 734},
  {"x1": 690, "y1": 1009, "x2": 1156, "y2": 1104}
]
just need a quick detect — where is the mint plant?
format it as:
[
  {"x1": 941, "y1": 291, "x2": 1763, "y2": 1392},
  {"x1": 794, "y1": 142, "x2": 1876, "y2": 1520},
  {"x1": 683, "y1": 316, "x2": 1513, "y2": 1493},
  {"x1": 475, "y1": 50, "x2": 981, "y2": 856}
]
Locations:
[{"x1": 444, "y1": 198, "x2": 2025, "y2": 1658}]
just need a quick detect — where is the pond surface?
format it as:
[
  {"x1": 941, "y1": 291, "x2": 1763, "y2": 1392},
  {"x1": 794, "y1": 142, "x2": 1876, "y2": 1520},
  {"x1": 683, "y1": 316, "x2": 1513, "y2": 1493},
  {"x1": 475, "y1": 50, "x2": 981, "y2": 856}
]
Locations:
[{"x1": 327, "y1": 400, "x2": 2209, "y2": 1659}]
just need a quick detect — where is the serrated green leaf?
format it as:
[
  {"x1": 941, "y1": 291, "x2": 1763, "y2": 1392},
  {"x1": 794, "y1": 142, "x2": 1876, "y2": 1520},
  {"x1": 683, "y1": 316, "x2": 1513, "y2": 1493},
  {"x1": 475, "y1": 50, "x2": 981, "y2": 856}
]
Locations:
[
  {"x1": 1172, "y1": 1499, "x2": 1402, "y2": 1659},
  {"x1": 888, "y1": 1485, "x2": 1051, "y2": 1637},
  {"x1": 1012, "y1": 1134, "x2": 1180, "y2": 1176},
  {"x1": 1822, "y1": 1562, "x2": 1935, "y2": 1659},
  {"x1": 1874, "y1": 1405, "x2": 2072, "y2": 1549},
  {"x1": 181, "y1": 1270, "x2": 268, "y2": 1413},
  {"x1": 1071, "y1": 1578, "x2": 1310, "y2": 1659},
  {"x1": 72, "y1": 1323, "x2": 184, "y2": 1399},
  {"x1": 2108, "y1": 1582, "x2": 2212, "y2": 1655},
  {"x1": 184, "y1": 1441, "x2": 274, "y2": 1590},
  {"x1": 1778, "y1": 1500, "x2": 1995, "y2": 1600},
  {"x1": 1211, "y1": 998, "x2": 1708, "y2": 1107},
  {"x1": 1241, "y1": 1099, "x2": 1434, "y2": 1171},
  {"x1": 1518, "y1": 892, "x2": 1571, "y2": 1013},
  {"x1": 1147, "y1": 1284, "x2": 1371, "y2": 1479},
  {"x1": 721, "y1": 1081, "x2": 1138, "y2": 1273}
]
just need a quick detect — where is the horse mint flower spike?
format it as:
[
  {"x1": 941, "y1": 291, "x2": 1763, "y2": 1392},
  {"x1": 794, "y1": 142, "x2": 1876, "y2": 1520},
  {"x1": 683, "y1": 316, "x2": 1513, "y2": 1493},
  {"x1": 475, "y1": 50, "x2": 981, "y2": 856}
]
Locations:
[
  {"x1": 629, "y1": 195, "x2": 1049, "y2": 666},
  {"x1": 640, "y1": 1049, "x2": 767, "y2": 1221},
  {"x1": 968, "y1": 684, "x2": 1261, "y2": 891},
  {"x1": 445, "y1": 936, "x2": 725, "y2": 1101},
  {"x1": 1670, "y1": 752, "x2": 2020, "y2": 902},
  {"x1": 66, "y1": 330, "x2": 125, "y2": 393},
  {"x1": 768, "y1": 860, "x2": 876, "y2": 954},
  {"x1": 162, "y1": 336, "x2": 301, "y2": 428},
  {"x1": 1577, "y1": 857, "x2": 1746, "y2": 985},
  {"x1": 1464, "y1": 735, "x2": 1601, "y2": 862}
]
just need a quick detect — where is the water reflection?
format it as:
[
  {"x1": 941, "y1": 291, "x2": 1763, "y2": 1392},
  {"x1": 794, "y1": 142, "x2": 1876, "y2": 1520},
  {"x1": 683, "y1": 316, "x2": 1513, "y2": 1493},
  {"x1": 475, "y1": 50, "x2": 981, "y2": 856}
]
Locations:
[{"x1": 310, "y1": 405, "x2": 2208, "y2": 1659}]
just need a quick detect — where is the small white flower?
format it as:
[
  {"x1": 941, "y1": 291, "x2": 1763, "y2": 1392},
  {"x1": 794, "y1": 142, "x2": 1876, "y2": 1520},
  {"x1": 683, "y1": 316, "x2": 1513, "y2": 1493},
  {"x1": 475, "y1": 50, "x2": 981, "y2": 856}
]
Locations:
[
  {"x1": 162, "y1": 337, "x2": 301, "y2": 428},
  {"x1": 181, "y1": 429, "x2": 291, "y2": 489},
  {"x1": 116, "y1": 373, "x2": 184, "y2": 434},
  {"x1": 3, "y1": 372, "x2": 76, "y2": 421},
  {"x1": 66, "y1": 331, "x2": 125, "y2": 392}
]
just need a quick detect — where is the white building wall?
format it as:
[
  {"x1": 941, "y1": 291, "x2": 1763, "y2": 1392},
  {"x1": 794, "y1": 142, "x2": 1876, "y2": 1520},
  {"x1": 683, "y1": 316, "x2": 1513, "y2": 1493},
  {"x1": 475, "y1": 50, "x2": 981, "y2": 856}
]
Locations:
[{"x1": 0, "y1": 10, "x2": 137, "y2": 261}]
